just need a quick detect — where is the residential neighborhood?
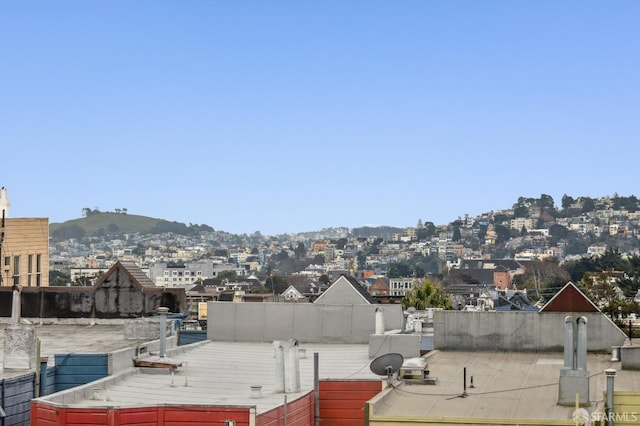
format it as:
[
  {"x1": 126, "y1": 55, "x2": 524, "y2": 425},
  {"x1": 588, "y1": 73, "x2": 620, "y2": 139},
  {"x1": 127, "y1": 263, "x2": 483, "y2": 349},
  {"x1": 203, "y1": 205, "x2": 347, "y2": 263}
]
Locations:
[{"x1": 38, "y1": 193, "x2": 640, "y2": 316}]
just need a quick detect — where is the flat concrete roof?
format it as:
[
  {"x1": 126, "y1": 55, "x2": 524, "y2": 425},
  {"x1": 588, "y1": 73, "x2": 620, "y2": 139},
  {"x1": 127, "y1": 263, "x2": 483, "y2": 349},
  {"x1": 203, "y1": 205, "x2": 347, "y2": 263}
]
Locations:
[
  {"x1": 372, "y1": 350, "x2": 640, "y2": 422},
  {"x1": 39, "y1": 340, "x2": 381, "y2": 413},
  {"x1": 1, "y1": 322, "x2": 135, "y2": 377}
]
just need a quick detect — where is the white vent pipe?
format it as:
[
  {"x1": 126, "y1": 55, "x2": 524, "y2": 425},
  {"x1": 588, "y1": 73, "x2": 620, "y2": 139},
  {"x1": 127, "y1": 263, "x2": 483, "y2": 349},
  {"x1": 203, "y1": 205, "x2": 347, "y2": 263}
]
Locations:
[
  {"x1": 375, "y1": 307, "x2": 385, "y2": 335},
  {"x1": 563, "y1": 316, "x2": 574, "y2": 369},
  {"x1": 576, "y1": 316, "x2": 588, "y2": 370}
]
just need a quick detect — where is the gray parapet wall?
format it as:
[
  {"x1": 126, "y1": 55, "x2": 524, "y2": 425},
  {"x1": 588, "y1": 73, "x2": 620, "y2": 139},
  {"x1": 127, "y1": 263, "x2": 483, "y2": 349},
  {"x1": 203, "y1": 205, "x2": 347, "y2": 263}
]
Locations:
[
  {"x1": 433, "y1": 311, "x2": 626, "y2": 352},
  {"x1": 207, "y1": 302, "x2": 404, "y2": 344}
]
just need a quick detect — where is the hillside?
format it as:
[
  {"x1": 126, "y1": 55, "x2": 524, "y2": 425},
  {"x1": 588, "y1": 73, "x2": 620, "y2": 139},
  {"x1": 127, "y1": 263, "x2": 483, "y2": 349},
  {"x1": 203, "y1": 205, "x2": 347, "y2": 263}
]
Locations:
[{"x1": 49, "y1": 212, "x2": 212, "y2": 241}]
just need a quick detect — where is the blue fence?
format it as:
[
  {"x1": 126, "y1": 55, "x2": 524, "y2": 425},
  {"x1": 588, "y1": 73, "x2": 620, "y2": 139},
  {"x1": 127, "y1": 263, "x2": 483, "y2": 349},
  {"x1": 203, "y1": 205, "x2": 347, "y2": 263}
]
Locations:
[{"x1": 53, "y1": 354, "x2": 109, "y2": 392}]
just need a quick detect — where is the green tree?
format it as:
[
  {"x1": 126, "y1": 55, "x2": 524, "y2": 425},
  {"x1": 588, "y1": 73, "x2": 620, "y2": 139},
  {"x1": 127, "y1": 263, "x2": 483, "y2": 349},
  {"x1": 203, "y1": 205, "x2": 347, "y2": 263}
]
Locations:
[
  {"x1": 266, "y1": 274, "x2": 288, "y2": 295},
  {"x1": 452, "y1": 226, "x2": 461, "y2": 242},
  {"x1": 539, "y1": 193, "x2": 555, "y2": 209},
  {"x1": 494, "y1": 224, "x2": 513, "y2": 244},
  {"x1": 49, "y1": 270, "x2": 71, "y2": 286},
  {"x1": 513, "y1": 205, "x2": 529, "y2": 218},
  {"x1": 387, "y1": 263, "x2": 412, "y2": 278},
  {"x1": 402, "y1": 279, "x2": 452, "y2": 310},
  {"x1": 581, "y1": 197, "x2": 596, "y2": 213},
  {"x1": 294, "y1": 242, "x2": 306, "y2": 258},
  {"x1": 561, "y1": 194, "x2": 575, "y2": 209}
]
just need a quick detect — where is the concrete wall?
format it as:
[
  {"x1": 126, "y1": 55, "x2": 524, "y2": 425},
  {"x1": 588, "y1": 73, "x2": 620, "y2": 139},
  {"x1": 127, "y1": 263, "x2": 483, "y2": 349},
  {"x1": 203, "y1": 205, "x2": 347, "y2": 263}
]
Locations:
[
  {"x1": 0, "y1": 286, "x2": 185, "y2": 319},
  {"x1": 433, "y1": 311, "x2": 626, "y2": 352},
  {"x1": 207, "y1": 302, "x2": 404, "y2": 344},
  {"x1": 369, "y1": 333, "x2": 421, "y2": 359}
]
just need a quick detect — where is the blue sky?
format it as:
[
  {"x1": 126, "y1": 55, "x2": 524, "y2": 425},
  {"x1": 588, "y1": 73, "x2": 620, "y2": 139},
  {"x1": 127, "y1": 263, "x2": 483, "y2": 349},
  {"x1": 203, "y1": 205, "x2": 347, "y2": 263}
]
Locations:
[{"x1": 2, "y1": 1, "x2": 639, "y2": 235}]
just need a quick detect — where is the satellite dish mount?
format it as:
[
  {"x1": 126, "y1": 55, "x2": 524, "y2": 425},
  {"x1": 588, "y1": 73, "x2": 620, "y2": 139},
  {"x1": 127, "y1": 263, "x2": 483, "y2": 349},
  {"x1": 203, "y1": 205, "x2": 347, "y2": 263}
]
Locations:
[{"x1": 369, "y1": 353, "x2": 404, "y2": 386}]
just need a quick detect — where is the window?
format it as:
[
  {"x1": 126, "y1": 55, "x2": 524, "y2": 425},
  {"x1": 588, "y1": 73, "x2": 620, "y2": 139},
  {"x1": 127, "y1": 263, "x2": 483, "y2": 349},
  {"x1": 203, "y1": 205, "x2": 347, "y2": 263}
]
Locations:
[
  {"x1": 36, "y1": 254, "x2": 41, "y2": 286},
  {"x1": 3, "y1": 256, "x2": 8, "y2": 266},
  {"x1": 28, "y1": 254, "x2": 33, "y2": 287},
  {"x1": 164, "y1": 271, "x2": 169, "y2": 276},
  {"x1": 13, "y1": 255, "x2": 20, "y2": 285}
]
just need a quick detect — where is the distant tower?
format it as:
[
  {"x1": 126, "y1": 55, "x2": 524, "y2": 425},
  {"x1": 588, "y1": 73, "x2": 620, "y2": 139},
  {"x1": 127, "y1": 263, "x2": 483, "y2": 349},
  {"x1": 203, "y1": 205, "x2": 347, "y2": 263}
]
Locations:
[{"x1": 0, "y1": 187, "x2": 9, "y2": 218}]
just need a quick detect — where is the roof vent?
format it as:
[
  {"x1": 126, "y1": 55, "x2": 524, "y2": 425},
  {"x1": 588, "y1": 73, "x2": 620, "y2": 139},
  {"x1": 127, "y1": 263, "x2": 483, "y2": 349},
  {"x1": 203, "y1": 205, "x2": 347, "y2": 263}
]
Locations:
[{"x1": 558, "y1": 316, "x2": 590, "y2": 406}]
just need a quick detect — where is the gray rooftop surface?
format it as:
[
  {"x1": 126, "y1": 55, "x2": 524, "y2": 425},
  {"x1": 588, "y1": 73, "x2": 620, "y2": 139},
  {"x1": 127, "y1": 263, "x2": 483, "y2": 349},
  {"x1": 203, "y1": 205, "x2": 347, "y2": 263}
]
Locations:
[
  {"x1": 42, "y1": 340, "x2": 381, "y2": 413},
  {"x1": 373, "y1": 350, "x2": 640, "y2": 422}
]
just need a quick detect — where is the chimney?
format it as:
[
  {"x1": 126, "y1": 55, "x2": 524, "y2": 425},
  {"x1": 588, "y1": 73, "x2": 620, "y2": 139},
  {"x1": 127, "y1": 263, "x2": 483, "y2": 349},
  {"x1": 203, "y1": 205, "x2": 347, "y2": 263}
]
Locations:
[
  {"x1": 558, "y1": 315, "x2": 590, "y2": 406},
  {"x1": 0, "y1": 187, "x2": 9, "y2": 218}
]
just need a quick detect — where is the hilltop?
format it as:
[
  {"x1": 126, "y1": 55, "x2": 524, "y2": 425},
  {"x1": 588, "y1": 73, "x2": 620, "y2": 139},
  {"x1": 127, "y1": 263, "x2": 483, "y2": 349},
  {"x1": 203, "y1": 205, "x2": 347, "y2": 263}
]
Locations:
[
  {"x1": 49, "y1": 212, "x2": 214, "y2": 242},
  {"x1": 49, "y1": 212, "x2": 402, "y2": 242}
]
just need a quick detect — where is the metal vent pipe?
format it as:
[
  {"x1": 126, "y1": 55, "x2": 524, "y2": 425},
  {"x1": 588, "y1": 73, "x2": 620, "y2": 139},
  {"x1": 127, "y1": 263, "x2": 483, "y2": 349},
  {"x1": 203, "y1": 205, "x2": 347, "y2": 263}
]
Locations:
[{"x1": 158, "y1": 307, "x2": 169, "y2": 358}]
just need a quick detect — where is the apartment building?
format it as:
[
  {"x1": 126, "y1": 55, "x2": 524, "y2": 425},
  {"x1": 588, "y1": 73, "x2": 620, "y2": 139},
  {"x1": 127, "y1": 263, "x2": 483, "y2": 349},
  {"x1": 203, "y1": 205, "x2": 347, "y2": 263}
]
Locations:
[
  {"x1": 0, "y1": 188, "x2": 49, "y2": 287},
  {"x1": 148, "y1": 260, "x2": 248, "y2": 287},
  {"x1": 388, "y1": 277, "x2": 421, "y2": 296}
]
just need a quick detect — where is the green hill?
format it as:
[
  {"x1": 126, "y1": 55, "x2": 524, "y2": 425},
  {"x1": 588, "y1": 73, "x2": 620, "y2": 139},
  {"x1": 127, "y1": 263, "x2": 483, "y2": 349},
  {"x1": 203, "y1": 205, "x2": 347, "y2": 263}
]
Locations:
[{"x1": 49, "y1": 212, "x2": 213, "y2": 241}]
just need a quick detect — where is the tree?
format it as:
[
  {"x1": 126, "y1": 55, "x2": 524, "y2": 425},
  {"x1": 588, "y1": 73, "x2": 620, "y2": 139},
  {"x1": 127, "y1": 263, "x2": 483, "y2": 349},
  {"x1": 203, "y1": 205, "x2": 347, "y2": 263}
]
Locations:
[
  {"x1": 561, "y1": 194, "x2": 575, "y2": 210},
  {"x1": 49, "y1": 270, "x2": 71, "y2": 286},
  {"x1": 294, "y1": 242, "x2": 306, "y2": 258},
  {"x1": 513, "y1": 205, "x2": 529, "y2": 218},
  {"x1": 513, "y1": 259, "x2": 570, "y2": 300},
  {"x1": 494, "y1": 224, "x2": 513, "y2": 244},
  {"x1": 402, "y1": 279, "x2": 452, "y2": 310},
  {"x1": 452, "y1": 226, "x2": 461, "y2": 242},
  {"x1": 581, "y1": 197, "x2": 596, "y2": 213},
  {"x1": 539, "y1": 194, "x2": 555, "y2": 209},
  {"x1": 266, "y1": 274, "x2": 288, "y2": 295},
  {"x1": 387, "y1": 263, "x2": 412, "y2": 278}
]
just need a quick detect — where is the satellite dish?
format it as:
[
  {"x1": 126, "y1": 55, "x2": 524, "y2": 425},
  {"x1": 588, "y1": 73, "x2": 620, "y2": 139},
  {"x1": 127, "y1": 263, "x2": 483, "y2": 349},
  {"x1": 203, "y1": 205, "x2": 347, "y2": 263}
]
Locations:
[{"x1": 369, "y1": 353, "x2": 404, "y2": 384}]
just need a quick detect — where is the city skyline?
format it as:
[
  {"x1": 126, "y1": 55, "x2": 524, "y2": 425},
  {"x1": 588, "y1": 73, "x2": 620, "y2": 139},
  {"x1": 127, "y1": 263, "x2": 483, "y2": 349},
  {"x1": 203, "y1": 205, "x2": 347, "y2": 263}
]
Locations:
[{"x1": 2, "y1": 1, "x2": 639, "y2": 235}]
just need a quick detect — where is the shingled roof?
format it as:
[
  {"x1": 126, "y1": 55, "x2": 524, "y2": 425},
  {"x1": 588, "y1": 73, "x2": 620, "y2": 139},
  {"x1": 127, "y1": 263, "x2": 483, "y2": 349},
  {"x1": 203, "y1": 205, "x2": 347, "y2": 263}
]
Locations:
[{"x1": 94, "y1": 260, "x2": 156, "y2": 289}]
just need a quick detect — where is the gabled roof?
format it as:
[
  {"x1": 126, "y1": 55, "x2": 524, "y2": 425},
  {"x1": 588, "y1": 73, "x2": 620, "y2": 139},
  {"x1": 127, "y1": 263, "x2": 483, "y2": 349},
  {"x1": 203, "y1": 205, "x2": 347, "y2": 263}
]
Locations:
[
  {"x1": 539, "y1": 281, "x2": 600, "y2": 313},
  {"x1": 342, "y1": 275, "x2": 378, "y2": 304},
  {"x1": 313, "y1": 274, "x2": 378, "y2": 305},
  {"x1": 370, "y1": 277, "x2": 390, "y2": 291},
  {"x1": 495, "y1": 292, "x2": 538, "y2": 312},
  {"x1": 94, "y1": 260, "x2": 156, "y2": 290},
  {"x1": 281, "y1": 285, "x2": 304, "y2": 298}
]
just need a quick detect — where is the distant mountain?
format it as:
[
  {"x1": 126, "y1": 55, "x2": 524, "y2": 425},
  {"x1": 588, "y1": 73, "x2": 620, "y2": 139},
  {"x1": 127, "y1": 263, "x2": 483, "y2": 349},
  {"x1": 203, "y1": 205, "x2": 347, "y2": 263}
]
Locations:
[{"x1": 49, "y1": 212, "x2": 214, "y2": 242}]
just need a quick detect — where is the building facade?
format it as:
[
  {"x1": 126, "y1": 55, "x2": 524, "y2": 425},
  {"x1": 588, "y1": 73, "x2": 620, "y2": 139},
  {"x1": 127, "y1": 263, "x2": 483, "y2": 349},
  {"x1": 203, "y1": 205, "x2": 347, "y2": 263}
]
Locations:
[{"x1": 1, "y1": 217, "x2": 49, "y2": 287}]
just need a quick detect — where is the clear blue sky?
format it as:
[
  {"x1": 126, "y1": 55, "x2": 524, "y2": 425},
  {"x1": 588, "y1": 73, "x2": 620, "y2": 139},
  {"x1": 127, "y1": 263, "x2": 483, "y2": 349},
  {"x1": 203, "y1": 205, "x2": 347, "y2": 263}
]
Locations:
[{"x1": 2, "y1": 1, "x2": 639, "y2": 235}]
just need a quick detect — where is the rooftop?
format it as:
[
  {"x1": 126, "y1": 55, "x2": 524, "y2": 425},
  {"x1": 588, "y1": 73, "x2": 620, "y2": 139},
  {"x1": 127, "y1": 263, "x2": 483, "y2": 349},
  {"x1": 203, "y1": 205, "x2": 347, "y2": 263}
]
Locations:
[
  {"x1": 40, "y1": 340, "x2": 380, "y2": 413},
  {"x1": 372, "y1": 350, "x2": 640, "y2": 422}
]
